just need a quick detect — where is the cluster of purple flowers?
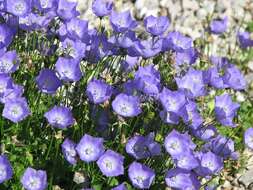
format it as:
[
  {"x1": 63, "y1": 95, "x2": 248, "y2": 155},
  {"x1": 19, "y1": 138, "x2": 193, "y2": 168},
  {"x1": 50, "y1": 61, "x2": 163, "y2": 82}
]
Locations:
[{"x1": 0, "y1": 0, "x2": 250, "y2": 189}]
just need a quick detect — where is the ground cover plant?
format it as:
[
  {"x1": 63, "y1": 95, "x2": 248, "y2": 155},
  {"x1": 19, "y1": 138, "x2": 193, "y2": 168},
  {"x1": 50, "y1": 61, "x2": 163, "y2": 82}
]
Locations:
[{"x1": 0, "y1": 0, "x2": 253, "y2": 189}]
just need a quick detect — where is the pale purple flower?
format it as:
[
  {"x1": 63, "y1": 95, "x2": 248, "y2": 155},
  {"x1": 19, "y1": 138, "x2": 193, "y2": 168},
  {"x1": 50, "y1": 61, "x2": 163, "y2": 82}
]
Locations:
[
  {"x1": 180, "y1": 100, "x2": 203, "y2": 130},
  {"x1": 44, "y1": 106, "x2": 74, "y2": 129},
  {"x1": 121, "y1": 55, "x2": 139, "y2": 72},
  {"x1": 109, "y1": 31, "x2": 137, "y2": 49},
  {"x1": 61, "y1": 138, "x2": 77, "y2": 165},
  {"x1": 159, "y1": 88, "x2": 186, "y2": 114},
  {"x1": 165, "y1": 168, "x2": 200, "y2": 189},
  {"x1": 174, "y1": 151, "x2": 199, "y2": 171},
  {"x1": 112, "y1": 93, "x2": 141, "y2": 117},
  {"x1": 128, "y1": 162, "x2": 155, "y2": 189},
  {"x1": 144, "y1": 15, "x2": 169, "y2": 36},
  {"x1": 76, "y1": 134, "x2": 104, "y2": 162},
  {"x1": 215, "y1": 94, "x2": 240, "y2": 127},
  {"x1": 66, "y1": 18, "x2": 88, "y2": 41},
  {"x1": 35, "y1": 69, "x2": 62, "y2": 94},
  {"x1": 0, "y1": 84, "x2": 24, "y2": 104},
  {"x1": 245, "y1": 128, "x2": 253, "y2": 150},
  {"x1": 210, "y1": 17, "x2": 228, "y2": 35},
  {"x1": 55, "y1": 57, "x2": 82, "y2": 82},
  {"x1": 33, "y1": 0, "x2": 57, "y2": 11},
  {"x1": 111, "y1": 183, "x2": 127, "y2": 190},
  {"x1": 60, "y1": 38, "x2": 86, "y2": 61},
  {"x1": 176, "y1": 68, "x2": 206, "y2": 98},
  {"x1": 159, "y1": 109, "x2": 180, "y2": 125},
  {"x1": 134, "y1": 64, "x2": 161, "y2": 96},
  {"x1": 2, "y1": 98, "x2": 30, "y2": 123},
  {"x1": 86, "y1": 79, "x2": 112, "y2": 104},
  {"x1": 204, "y1": 135, "x2": 238, "y2": 159},
  {"x1": 0, "y1": 155, "x2": 13, "y2": 183},
  {"x1": 110, "y1": 11, "x2": 137, "y2": 33},
  {"x1": 0, "y1": 24, "x2": 14, "y2": 49},
  {"x1": 57, "y1": 0, "x2": 79, "y2": 21},
  {"x1": 193, "y1": 125, "x2": 217, "y2": 142},
  {"x1": 237, "y1": 31, "x2": 253, "y2": 49},
  {"x1": 223, "y1": 65, "x2": 246, "y2": 90},
  {"x1": 126, "y1": 133, "x2": 161, "y2": 159},
  {"x1": 21, "y1": 167, "x2": 47, "y2": 190},
  {"x1": 175, "y1": 48, "x2": 198, "y2": 66},
  {"x1": 164, "y1": 31, "x2": 192, "y2": 52},
  {"x1": 92, "y1": 0, "x2": 113, "y2": 17},
  {"x1": 164, "y1": 129, "x2": 196, "y2": 158},
  {"x1": 133, "y1": 39, "x2": 163, "y2": 59},
  {"x1": 195, "y1": 151, "x2": 223, "y2": 176},
  {"x1": 5, "y1": 0, "x2": 31, "y2": 17},
  {"x1": 0, "y1": 50, "x2": 19, "y2": 73},
  {"x1": 0, "y1": 74, "x2": 13, "y2": 96},
  {"x1": 97, "y1": 150, "x2": 124, "y2": 177}
]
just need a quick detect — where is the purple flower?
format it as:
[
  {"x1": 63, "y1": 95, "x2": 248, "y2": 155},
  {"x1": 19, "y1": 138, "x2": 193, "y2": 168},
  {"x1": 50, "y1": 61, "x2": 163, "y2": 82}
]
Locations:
[
  {"x1": 134, "y1": 64, "x2": 161, "y2": 96},
  {"x1": 21, "y1": 167, "x2": 47, "y2": 190},
  {"x1": 128, "y1": 162, "x2": 155, "y2": 189},
  {"x1": 97, "y1": 150, "x2": 124, "y2": 177},
  {"x1": 66, "y1": 18, "x2": 88, "y2": 41},
  {"x1": 0, "y1": 50, "x2": 19, "y2": 73},
  {"x1": 164, "y1": 129, "x2": 196, "y2": 158},
  {"x1": 195, "y1": 151, "x2": 223, "y2": 176},
  {"x1": 33, "y1": 0, "x2": 57, "y2": 11},
  {"x1": 237, "y1": 32, "x2": 253, "y2": 49},
  {"x1": 35, "y1": 69, "x2": 62, "y2": 94},
  {"x1": 204, "y1": 135, "x2": 237, "y2": 159},
  {"x1": 210, "y1": 17, "x2": 228, "y2": 35},
  {"x1": 109, "y1": 31, "x2": 137, "y2": 49},
  {"x1": 112, "y1": 93, "x2": 141, "y2": 117},
  {"x1": 223, "y1": 65, "x2": 246, "y2": 90},
  {"x1": 44, "y1": 106, "x2": 74, "y2": 129},
  {"x1": 5, "y1": 0, "x2": 31, "y2": 17},
  {"x1": 159, "y1": 109, "x2": 180, "y2": 125},
  {"x1": 60, "y1": 38, "x2": 86, "y2": 61},
  {"x1": 55, "y1": 57, "x2": 82, "y2": 82},
  {"x1": 110, "y1": 11, "x2": 138, "y2": 33},
  {"x1": 144, "y1": 15, "x2": 170, "y2": 36},
  {"x1": 61, "y1": 138, "x2": 77, "y2": 165},
  {"x1": 193, "y1": 125, "x2": 217, "y2": 142},
  {"x1": 133, "y1": 39, "x2": 163, "y2": 59},
  {"x1": 0, "y1": 155, "x2": 13, "y2": 183},
  {"x1": 126, "y1": 133, "x2": 161, "y2": 159},
  {"x1": 57, "y1": 0, "x2": 79, "y2": 21},
  {"x1": 205, "y1": 66, "x2": 227, "y2": 89},
  {"x1": 215, "y1": 94, "x2": 240, "y2": 127},
  {"x1": 92, "y1": 0, "x2": 113, "y2": 17},
  {"x1": 86, "y1": 79, "x2": 112, "y2": 104},
  {"x1": 0, "y1": 24, "x2": 14, "y2": 49},
  {"x1": 176, "y1": 68, "x2": 206, "y2": 98},
  {"x1": 76, "y1": 134, "x2": 104, "y2": 162},
  {"x1": 120, "y1": 55, "x2": 139, "y2": 72},
  {"x1": 174, "y1": 151, "x2": 199, "y2": 171},
  {"x1": 175, "y1": 48, "x2": 198, "y2": 66},
  {"x1": 0, "y1": 73, "x2": 13, "y2": 96},
  {"x1": 2, "y1": 98, "x2": 30, "y2": 123},
  {"x1": 164, "y1": 31, "x2": 192, "y2": 52},
  {"x1": 0, "y1": 84, "x2": 24, "y2": 104},
  {"x1": 180, "y1": 100, "x2": 203, "y2": 130},
  {"x1": 111, "y1": 183, "x2": 127, "y2": 190},
  {"x1": 245, "y1": 128, "x2": 253, "y2": 150},
  {"x1": 165, "y1": 168, "x2": 200, "y2": 189},
  {"x1": 159, "y1": 88, "x2": 186, "y2": 114}
]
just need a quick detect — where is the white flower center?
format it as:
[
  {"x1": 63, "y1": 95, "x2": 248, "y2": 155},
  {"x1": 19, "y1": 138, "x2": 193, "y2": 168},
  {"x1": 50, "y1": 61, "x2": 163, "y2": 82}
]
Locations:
[
  {"x1": 0, "y1": 165, "x2": 7, "y2": 179},
  {"x1": 28, "y1": 177, "x2": 40, "y2": 189},
  {"x1": 14, "y1": 2, "x2": 25, "y2": 14}
]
